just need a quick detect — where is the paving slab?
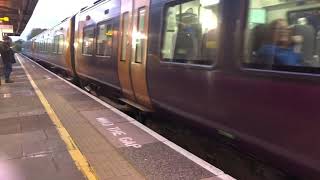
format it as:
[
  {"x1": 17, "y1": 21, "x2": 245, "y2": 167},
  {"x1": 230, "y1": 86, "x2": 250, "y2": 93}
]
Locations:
[
  {"x1": 0, "y1": 61, "x2": 86, "y2": 180},
  {"x1": 20, "y1": 114, "x2": 54, "y2": 133},
  {"x1": 0, "y1": 117, "x2": 20, "y2": 135}
]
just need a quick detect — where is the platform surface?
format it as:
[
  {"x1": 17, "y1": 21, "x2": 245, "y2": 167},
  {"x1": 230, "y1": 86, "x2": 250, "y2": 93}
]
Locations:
[{"x1": 0, "y1": 54, "x2": 234, "y2": 180}]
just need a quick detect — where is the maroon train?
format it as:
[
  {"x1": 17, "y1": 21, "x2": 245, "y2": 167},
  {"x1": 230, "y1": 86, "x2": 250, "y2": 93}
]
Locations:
[{"x1": 23, "y1": 0, "x2": 320, "y2": 179}]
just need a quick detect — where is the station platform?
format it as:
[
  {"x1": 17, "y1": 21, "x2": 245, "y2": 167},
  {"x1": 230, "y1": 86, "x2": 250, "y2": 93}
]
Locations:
[{"x1": 0, "y1": 54, "x2": 235, "y2": 180}]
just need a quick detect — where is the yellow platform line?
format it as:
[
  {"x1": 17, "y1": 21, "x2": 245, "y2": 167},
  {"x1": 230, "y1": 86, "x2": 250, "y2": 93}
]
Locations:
[{"x1": 17, "y1": 55, "x2": 97, "y2": 180}]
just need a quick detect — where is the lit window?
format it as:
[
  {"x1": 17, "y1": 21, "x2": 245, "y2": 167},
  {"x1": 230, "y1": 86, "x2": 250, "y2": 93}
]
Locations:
[
  {"x1": 244, "y1": 0, "x2": 320, "y2": 73},
  {"x1": 96, "y1": 21, "x2": 113, "y2": 56},
  {"x1": 54, "y1": 36, "x2": 59, "y2": 53},
  {"x1": 58, "y1": 35, "x2": 64, "y2": 54},
  {"x1": 161, "y1": 0, "x2": 220, "y2": 65},
  {"x1": 82, "y1": 26, "x2": 95, "y2": 55},
  {"x1": 121, "y1": 13, "x2": 129, "y2": 61},
  {"x1": 134, "y1": 7, "x2": 146, "y2": 63}
]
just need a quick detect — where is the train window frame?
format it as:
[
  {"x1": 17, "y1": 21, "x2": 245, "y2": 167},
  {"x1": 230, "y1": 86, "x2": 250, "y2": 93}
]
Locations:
[
  {"x1": 53, "y1": 35, "x2": 59, "y2": 54},
  {"x1": 46, "y1": 39, "x2": 50, "y2": 52},
  {"x1": 241, "y1": 0, "x2": 320, "y2": 76},
  {"x1": 82, "y1": 25, "x2": 96, "y2": 56},
  {"x1": 46, "y1": 39, "x2": 51, "y2": 53},
  {"x1": 58, "y1": 34, "x2": 64, "y2": 55},
  {"x1": 159, "y1": 0, "x2": 222, "y2": 69},
  {"x1": 44, "y1": 40, "x2": 47, "y2": 52},
  {"x1": 41, "y1": 41, "x2": 44, "y2": 52},
  {"x1": 50, "y1": 38, "x2": 54, "y2": 54},
  {"x1": 134, "y1": 7, "x2": 147, "y2": 64},
  {"x1": 95, "y1": 19, "x2": 113, "y2": 57},
  {"x1": 120, "y1": 12, "x2": 129, "y2": 61}
]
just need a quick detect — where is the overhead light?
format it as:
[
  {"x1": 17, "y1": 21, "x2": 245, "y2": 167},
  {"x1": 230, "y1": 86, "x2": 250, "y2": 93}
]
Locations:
[
  {"x1": 200, "y1": 9, "x2": 218, "y2": 30},
  {"x1": 200, "y1": 0, "x2": 219, "y2": 7}
]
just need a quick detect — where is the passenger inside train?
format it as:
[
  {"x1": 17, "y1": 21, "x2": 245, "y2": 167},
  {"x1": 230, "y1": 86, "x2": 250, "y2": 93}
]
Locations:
[
  {"x1": 162, "y1": 0, "x2": 219, "y2": 65},
  {"x1": 255, "y1": 19, "x2": 302, "y2": 66},
  {"x1": 245, "y1": 0, "x2": 320, "y2": 70}
]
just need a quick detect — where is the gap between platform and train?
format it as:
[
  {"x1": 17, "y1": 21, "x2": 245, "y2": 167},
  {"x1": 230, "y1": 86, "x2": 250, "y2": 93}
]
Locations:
[
  {"x1": 16, "y1": 55, "x2": 98, "y2": 180},
  {"x1": 18, "y1": 54, "x2": 235, "y2": 179}
]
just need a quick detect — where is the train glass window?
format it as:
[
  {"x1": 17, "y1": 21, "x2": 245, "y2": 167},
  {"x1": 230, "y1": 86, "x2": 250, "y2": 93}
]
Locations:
[
  {"x1": 161, "y1": 0, "x2": 220, "y2": 65},
  {"x1": 121, "y1": 12, "x2": 129, "y2": 61},
  {"x1": 244, "y1": 1, "x2": 320, "y2": 73},
  {"x1": 50, "y1": 39, "x2": 54, "y2": 53},
  {"x1": 41, "y1": 41, "x2": 44, "y2": 52},
  {"x1": 58, "y1": 35, "x2": 64, "y2": 54},
  {"x1": 48, "y1": 39, "x2": 52, "y2": 52},
  {"x1": 46, "y1": 40, "x2": 49, "y2": 52},
  {"x1": 46, "y1": 39, "x2": 51, "y2": 53},
  {"x1": 96, "y1": 21, "x2": 113, "y2": 56},
  {"x1": 54, "y1": 36, "x2": 59, "y2": 53},
  {"x1": 44, "y1": 41, "x2": 47, "y2": 52},
  {"x1": 45, "y1": 41, "x2": 47, "y2": 52},
  {"x1": 82, "y1": 26, "x2": 95, "y2": 55},
  {"x1": 134, "y1": 7, "x2": 146, "y2": 63}
]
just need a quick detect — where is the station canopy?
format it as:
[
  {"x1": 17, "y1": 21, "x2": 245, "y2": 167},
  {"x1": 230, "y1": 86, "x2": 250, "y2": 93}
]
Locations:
[{"x1": 0, "y1": 0, "x2": 38, "y2": 36}]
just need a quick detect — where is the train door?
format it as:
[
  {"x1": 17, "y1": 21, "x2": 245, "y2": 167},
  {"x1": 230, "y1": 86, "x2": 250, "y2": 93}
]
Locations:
[{"x1": 118, "y1": 0, "x2": 152, "y2": 109}]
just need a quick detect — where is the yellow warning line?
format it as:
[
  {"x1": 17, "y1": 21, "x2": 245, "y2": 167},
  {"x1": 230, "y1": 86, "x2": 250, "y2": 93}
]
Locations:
[{"x1": 17, "y1": 55, "x2": 97, "y2": 180}]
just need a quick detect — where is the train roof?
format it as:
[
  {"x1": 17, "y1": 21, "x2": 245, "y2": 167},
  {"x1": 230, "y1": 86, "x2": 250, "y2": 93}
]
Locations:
[
  {"x1": 28, "y1": 0, "x2": 110, "y2": 41},
  {"x1": 29, "y1": 15, "x2": 73, "y2": 41},
  {"x1": 78, "y1": 0, "x2": 109, "y2": 14}
]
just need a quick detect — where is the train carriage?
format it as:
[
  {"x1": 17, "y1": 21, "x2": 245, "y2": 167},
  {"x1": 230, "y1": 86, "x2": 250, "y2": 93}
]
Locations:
[
  {"x1": 73, "y1": 0, "x2": 122, "y2": 96},
  {"x1": 27, "y1": 18, "x2": 74, "y2": 75},
  {"x1": 24, "y1": 0, "x2": 320, "y2": 179}
]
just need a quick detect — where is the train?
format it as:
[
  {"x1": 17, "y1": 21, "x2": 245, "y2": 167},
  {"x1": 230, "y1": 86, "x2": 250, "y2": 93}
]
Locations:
[{"x1": 23, "y1": 0, "x2": 320, "y2": 179}]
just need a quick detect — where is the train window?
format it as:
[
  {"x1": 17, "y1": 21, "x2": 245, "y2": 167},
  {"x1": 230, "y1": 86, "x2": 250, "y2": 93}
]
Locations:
[
  {"x1": 41, "y1": 41, "x2": 44, "y2": 52},
  {"x1": 121, "y1": 12, "x2": 129, "y2": 61},
  {"x1": 50, "y1": 39, "x2": 54, "y2": 53},
  {"x1": 44, "y1": 40, "x2": 47, "y2": 52},
  {"x1": 46, "y1": 40, "x2": 49, "y2": 52},
  {"x1": 134, "y1": 7, "x2": 146, "y2": 63},
  {"x1": 58, "y1": 35, "x2": 64, "y2": 54},
  {"x1": 244, "y1": 1, "x2": 320, "y2": 73},
  {"x1": 96, "y1": 21, "x2": 113, "y2": 56},
  {"x1": 161, "y1": 0, "x2": 220, "y2": 65},
  {"x1": 46, "y1": 39, "x2": 51, "y2": 53},
  {"x1": 82, "y1": 26, "x2": 95, "y2": 55},
  {"x1": 53, "y1": 36, "x2": 59, "y2": 53}
]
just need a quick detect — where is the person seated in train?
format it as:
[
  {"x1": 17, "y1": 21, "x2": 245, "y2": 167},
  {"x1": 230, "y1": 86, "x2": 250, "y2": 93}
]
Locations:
[{"x1": 257, "y1": 19, "x2": 302, "y2": 66}]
